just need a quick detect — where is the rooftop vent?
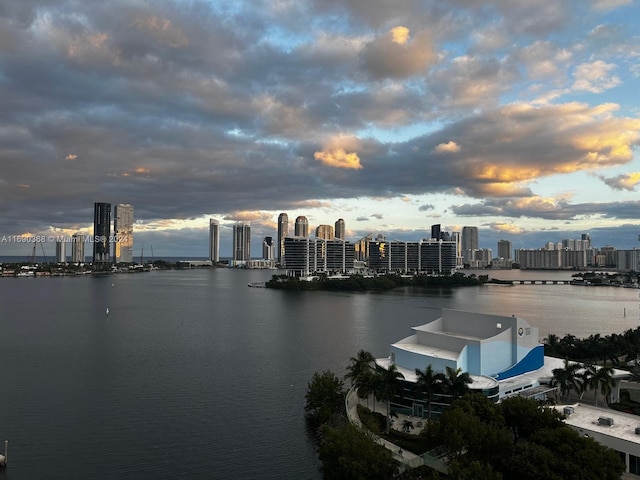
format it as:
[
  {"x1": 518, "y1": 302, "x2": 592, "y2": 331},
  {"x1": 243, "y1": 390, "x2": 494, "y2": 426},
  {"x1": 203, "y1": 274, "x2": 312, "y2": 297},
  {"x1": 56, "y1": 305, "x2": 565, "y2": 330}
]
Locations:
[
  {"x1": 635, "y1": 427, "x2": 640, "y2": 435},
  {"x1": 598, "y1": 416, "x2": 614, "y2": 427},
  {"x1": 563, "y1": 407, "x2": 574, "y2": 416}
]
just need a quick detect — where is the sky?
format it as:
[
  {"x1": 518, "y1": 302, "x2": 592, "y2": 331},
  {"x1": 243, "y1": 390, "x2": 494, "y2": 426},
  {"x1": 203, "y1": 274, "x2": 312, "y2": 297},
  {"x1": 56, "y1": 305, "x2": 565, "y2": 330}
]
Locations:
[{"x1": 1, "y1": 0, "x2": 639, "y2": 259}]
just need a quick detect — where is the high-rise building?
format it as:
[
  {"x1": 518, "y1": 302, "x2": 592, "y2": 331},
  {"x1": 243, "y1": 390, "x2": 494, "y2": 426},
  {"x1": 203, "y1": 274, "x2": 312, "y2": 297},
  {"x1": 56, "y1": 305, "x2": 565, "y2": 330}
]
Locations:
[
  {"x1": 71, "y1": 233, "x2": 85, "y2": 263},
  {"x1": 498, "y1": 239, "x2": 512, "y2": 261},
  {"x1": 295, "y1": 216, "x2": 309, "y2": 238},
  {"x1": 93, "y1": 202, "x2": 111, "y2": 263},
  {"x1": 315, "y1": 224, "x2": 334, "y2": 240},
  {"x1": 209, "y1": 219, "x2": 220, "y2": 262},
  {"x1": 114, "y1": 203, "x2": 134, "y2": 263},
  {"x1": 232, "y1": 221, "x2": 251, "y2": 265},
  {"x1": 461, "y1": 226, "x2": 478, "y2": 264},
  {"x1": 55, "y1": 240, "x2": 66, "y2": 263},
  {"x1": 262, "y1": 236, "x2": 275, "y2": 260},
  {"x1": 277, "y1": 213, "x2": 288, "y2": 265},
  {"x1": 335, "y1": 218, "x2": 345, "y2": 240},
  {"x1": 431, "y1": 224, "x2": 441, "y2": 240}
]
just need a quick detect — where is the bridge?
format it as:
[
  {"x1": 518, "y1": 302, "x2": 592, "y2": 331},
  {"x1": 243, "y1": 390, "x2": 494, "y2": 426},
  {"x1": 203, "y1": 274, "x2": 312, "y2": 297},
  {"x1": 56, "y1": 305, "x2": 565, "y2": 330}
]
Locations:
[{"x1": 488, "y1": 279, "x2": 573, "y2": 285}]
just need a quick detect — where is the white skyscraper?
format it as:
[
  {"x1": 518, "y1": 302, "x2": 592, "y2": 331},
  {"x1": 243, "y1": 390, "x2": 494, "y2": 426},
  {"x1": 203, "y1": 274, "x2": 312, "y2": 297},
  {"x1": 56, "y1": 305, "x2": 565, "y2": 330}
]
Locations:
[
  {"x1": 209, "y1": 219, "x2": 220, "y2": 262},
  {"x1": 55, "y1": 240, "x2": 66, "y2": 263},
  {"x1": 114, "y1": 204, "x2": 134, "y2": 263}
]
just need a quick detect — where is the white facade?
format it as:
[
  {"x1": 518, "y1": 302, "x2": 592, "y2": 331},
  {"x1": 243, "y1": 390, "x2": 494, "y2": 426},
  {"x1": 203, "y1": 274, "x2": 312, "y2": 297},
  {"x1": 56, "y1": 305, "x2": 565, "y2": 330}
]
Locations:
[{"x1": 209, "y1": 219, "x2": 220, "y2": 262}]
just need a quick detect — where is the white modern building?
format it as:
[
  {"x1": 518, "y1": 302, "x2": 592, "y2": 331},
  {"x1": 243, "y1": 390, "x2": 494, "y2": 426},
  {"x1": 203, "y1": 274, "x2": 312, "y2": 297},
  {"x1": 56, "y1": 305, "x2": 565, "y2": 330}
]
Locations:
[
  {"x1": 209, "y1": 219, "x2": 220, "y2": 263},
  {"x1": 377, "y1": 309, "x2": 545, "y2": 411},
  {"x1": 71, "y1": 233, "x2": 85, "y2": 263}
]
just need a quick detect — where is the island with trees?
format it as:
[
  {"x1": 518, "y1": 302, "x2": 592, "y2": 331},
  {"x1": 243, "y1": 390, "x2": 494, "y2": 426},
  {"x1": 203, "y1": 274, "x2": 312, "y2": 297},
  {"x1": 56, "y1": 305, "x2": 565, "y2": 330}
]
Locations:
[{"x1": 266, "y1": 272, "x2": 488, "y2": 291}]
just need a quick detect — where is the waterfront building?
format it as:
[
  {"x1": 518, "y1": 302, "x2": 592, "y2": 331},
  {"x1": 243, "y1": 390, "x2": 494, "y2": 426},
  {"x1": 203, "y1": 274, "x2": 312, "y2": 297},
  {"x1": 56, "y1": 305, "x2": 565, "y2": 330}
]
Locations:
[
  {"x1": 497, "y1": 239, "x2": 512, "y2": 261},
  {"x1": 518, "y1": 248, "x2": 562, "y2": 269},
  {"x1": 354, "y1": 233, "x2": 373, "y2": 262},
  {"x1": 209, "y1": 219, "x2": 220, "y2": 263},
  {"x1": 376, "y1": 309, "x2": 544, "y2": 416},
  {"x1": 283, "y1": 237, "x2": 355, "y2": 277},
  {"x1": 55, "y1": 240, "x2": 66, "y2": 263},
  {"x1": 335, "y1": 218, "x2": 345, "y2": 240},
  {"x1": 294, "y1": 216, "x2": 309, "y2": 238},
  {"x1": 262, "y1": 236, "x2": 275, "y2": 261},
  {"x1": 232, "y1": 221, "x2": 251, "y2": 266},
  {"x1": 71, "y1": 233, "x2": 85, "y2": 263},
  {"x1": 277, "y1": 213, "x2": 288, "y2": 266},
  {"x1": 461, "y1": 226, "x2": 478, "y2": 264},
  {"x1": 114, "y1": 204, "x2": 134, "y2": 263},
  {"x1": 617, "y1": 249, "x2": 640, "y2": 272},
  {"x1": 315, "y1": 224, "x2": 334, "y2": 240},
  {"x1": 368, "y1": 239, "x2": 457, "y2": 274},
  {"x1": 93, "y1": 202, "x2": 111, "y2": 263}
]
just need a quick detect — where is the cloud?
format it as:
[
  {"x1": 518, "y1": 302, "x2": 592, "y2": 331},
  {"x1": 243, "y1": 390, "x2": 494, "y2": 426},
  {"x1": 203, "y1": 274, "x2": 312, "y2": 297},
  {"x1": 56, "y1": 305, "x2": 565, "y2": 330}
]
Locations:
[
  {"x1": 433, "y1": 141, "x2": 461, "y2": 154},
  {"x1": 360, "y1": 27, "x2": 437, "y2": 79},
  {"x1": 572, "y1": 60, "x2": 621, "y2": 93},
  {"x1": 65, "y1": 154, "x2": 78, "y2": 160},
  {"x1": 418, "y1": 204, "x2": 435, "y2": 212},
  {"x1": 488, "y1": 222, "x2": 525, "y2": 235},
  {"x1": 314, "y1": 135, "x2": 363, "y2": 169},
  {"x1": 598, "y1": 172, "x2": 640, "y2": 191}
]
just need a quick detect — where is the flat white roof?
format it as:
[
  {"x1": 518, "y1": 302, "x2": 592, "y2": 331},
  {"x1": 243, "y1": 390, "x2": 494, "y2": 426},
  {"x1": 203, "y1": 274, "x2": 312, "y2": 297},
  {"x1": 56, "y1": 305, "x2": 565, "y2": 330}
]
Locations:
[
  {"x1": 376, "y1": 357, "x2": 498, "y2": 389},
  {"x1": 553, "y1": 403, "x2": 640, "y2": 445},
  {"x1": 391, "y1": 340, "x2": 460, "y2": 361}
]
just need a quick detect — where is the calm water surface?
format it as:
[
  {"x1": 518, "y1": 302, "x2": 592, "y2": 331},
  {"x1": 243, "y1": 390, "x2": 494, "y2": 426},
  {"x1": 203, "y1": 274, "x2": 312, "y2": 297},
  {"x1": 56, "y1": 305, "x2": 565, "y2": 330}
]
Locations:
[{"x1": 1, "y1": 268, "x2": 639, "y2": 479}]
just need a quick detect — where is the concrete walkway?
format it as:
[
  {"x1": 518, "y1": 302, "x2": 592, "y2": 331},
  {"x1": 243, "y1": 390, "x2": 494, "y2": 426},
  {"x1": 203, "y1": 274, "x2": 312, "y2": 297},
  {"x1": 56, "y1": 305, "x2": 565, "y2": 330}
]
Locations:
[{"x1": 345, "y1": 388, "x2": 424, "y2": 471}]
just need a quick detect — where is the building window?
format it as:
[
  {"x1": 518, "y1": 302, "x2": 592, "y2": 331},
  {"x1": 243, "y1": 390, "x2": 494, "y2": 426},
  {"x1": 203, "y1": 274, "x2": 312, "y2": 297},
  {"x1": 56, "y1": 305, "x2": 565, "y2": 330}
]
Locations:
[{"x1": 630, "y1": 453, "x2": 640, "y2": 474}]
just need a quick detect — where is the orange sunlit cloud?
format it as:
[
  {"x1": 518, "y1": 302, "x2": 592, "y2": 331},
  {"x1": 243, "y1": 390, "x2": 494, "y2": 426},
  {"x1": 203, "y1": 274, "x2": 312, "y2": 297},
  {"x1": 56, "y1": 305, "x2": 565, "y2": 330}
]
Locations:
[
  {"x1": 489, "y1": 222, "x2": 524, "y2": 235},
  {"x1": 599, "y1": 172, "x2": 640, "y2": 191},
  {"x1": 65, "y1": 154, "x2": 78, "y2": 160},
  {"x1": 314, "y1": 135, "x2": 363, "y2": 169}
]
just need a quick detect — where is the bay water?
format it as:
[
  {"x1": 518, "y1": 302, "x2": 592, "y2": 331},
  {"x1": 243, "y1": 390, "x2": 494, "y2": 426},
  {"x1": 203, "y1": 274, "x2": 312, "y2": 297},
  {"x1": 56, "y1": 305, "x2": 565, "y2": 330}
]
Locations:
[{"x1": 1, "y1": 268, "x2": 639, "y2": 479}]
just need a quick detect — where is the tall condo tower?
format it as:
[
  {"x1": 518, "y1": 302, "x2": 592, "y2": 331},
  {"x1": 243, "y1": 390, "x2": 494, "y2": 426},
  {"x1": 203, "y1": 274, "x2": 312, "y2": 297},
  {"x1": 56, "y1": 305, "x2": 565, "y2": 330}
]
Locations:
[
  {"x1": 232, "y1": 221, "x2": 251, "y2": 265},
  {"x1": 335, "y1": 218, "x2": 345, "y2": 240},
  {"x1": 498, "y1": 239, "x2": 512, "y2": 261},
  {"x1": 209, "y1": 219, "x2": 220, "y2": 262},
  {"x1": 295, "y1": 216, "x2": 309, "y2": 238},
  {"x1": 431, "y1": 224, "x2": 442, "y2": 240},
  {"x1": 277, "y1": 213, "x2": 288, "y2": 265},
  {"x1": 93, "y1": 202, "x2": 111, "y2": 263},
  {"x1": 461, "y1": 226, "x2": 479, "y2": 252},
  {"x1": 315, "y1": 225, "x2": 334, "y2": 240},
  {"x1": 114, "y1": 203, "x2": 134, "y2": 263},
  {"x1": 55, "y1": 240, "x2": 66, "y2": 263},
  {"x1": 71, "y1": 233, "x2": 85, "y2": 263},
  {"x1": 262, "y1": 236, "x2": 275, "y2": 260}
]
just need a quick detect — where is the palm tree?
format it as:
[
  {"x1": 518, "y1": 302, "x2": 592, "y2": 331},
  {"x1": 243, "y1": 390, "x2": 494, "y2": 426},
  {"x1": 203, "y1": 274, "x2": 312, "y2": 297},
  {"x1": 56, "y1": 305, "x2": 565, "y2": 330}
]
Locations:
[
  {"x1": 374, "y1": 363, "x2": 405, "y2": 433},
  {"x1": 414, "y1": 364, "x2": 445, "y2": 420},
  {"x1": 587, "y1": 364, "x2": 615, "y2": 407},
  {"x1": 551, "y1": 358, "x2": 582, "y2": 401},
  {"x1": 442, "y1": 366, "x2": 472, "y2": 402},
  {"x1": 345, "y1": 349, "x2": 376, "y2": 408}
]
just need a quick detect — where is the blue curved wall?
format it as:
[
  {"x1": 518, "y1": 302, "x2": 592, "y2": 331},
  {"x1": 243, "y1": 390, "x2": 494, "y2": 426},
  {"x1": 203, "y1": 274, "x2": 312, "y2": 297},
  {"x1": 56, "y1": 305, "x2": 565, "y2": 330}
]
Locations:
[{"x1": 494, "y1": 345, "x2": 544, "y2": 381}]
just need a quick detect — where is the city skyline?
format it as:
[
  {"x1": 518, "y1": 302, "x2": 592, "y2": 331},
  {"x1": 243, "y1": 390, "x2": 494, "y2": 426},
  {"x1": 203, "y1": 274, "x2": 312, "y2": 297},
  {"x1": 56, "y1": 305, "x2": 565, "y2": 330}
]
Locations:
[{"x1": 1, "y1": 1, "x2": 639, "y2": 258}]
